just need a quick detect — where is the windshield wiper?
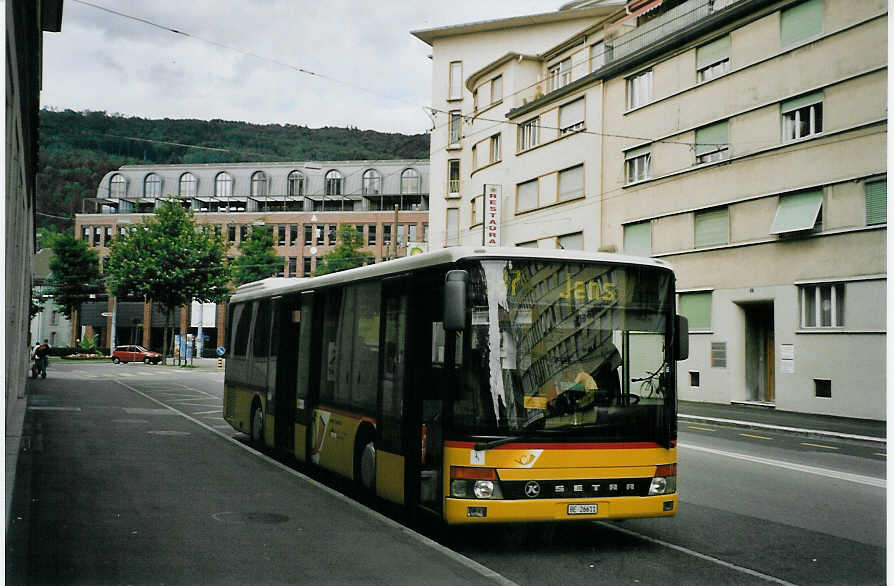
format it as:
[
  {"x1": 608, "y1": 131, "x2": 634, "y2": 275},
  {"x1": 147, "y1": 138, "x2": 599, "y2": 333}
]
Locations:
[{"x1": 473, "y1": 430, "x2": 541, "y2": 451}]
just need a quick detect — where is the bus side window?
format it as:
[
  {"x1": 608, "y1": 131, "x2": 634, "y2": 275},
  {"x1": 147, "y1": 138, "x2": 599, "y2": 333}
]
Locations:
[{"x1": 295, "y1": 293, "x2": 315, "y2": 420}]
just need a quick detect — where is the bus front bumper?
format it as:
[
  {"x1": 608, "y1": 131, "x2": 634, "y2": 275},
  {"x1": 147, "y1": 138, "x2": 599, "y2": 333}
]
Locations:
[{"x1": 444, "y1": 494, "x2": 677, "y2": 525}]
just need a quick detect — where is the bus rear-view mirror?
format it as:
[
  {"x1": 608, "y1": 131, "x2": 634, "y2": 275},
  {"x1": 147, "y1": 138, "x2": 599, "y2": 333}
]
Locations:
[
  {"x1": 444, "y1": 270, "x2": 468, "y2": 332},
  {"x1": 674, "y1": 315, "x2": 689, "y2": 361}
]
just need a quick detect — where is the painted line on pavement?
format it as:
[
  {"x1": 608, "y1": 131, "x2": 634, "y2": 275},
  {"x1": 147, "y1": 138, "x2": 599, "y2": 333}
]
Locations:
[
  {"x1": 740, "y1": 433, "x2": 773, "y2": 441},
  {"x1": 801, "y1": 442, "x2": 839, "y2": 450},
  {"x1": 679, "y1": 414, "x2": 885, "y2": 444},
  {"x1": 687, "y1": 425, "x2": 716, "y2": 432},
  {"x1": 27, "y1": 406, "x2": 82, "y2": 412},
  {"x1": 193, "y1": 409, "x2": 223, "y2": 415},
  {"x1": 595, "y1": 522, "x2": 797, "y2": 586},
  {"x1": 115, "y1": 379, "x2": 518, "y2": 586},
  {"x1": 678, "y1": 442, "x2": 885, "y2": 488}
]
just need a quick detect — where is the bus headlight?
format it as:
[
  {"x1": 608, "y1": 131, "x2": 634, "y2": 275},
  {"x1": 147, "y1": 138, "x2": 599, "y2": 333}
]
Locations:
[
  {"x1": 450, "y1": 466, "x2": 503, "y2": 499},
  {"x1": 648, "y1": 463, "x2": 677, "y2": 495}
]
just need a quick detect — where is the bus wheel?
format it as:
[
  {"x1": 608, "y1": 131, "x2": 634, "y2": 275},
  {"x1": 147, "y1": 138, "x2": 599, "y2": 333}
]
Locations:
[
  {"x1": 359, "y1": 441, "x2": 376, "y2": 492},
  {"x1": 250, "y1": 402, "x2": 264, "y2": 445}
]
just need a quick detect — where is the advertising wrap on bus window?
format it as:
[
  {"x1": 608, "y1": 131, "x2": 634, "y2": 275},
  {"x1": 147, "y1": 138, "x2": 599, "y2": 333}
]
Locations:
[
  {"x1": 454, "y1": 259, "x2": 676, "y2": 446},
  {"x1": 483, "y1": 184, "x2": 501, "y2": 247}
]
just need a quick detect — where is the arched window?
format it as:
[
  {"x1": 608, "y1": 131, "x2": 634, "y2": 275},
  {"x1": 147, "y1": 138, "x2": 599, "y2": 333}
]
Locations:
[
  {"x1": 325, "y1": 170, "x2": 343, "y2": 196},
  {"x1": 215, "y1": 172, "x2": 233, "y2": 198},
  {"x1": 179, "y1": 172, "x2": 197, "y2": 197},
  {"x1": 109, "y1": 174, "x2": 126, "y2": 197},
  {"x1": 362, "y1": 169, "x2": 381, "y2": 195},
  {"x1": 144, "y1": 173, "x2": 162, "y2": 198},
  {"x1": 251, "y1": 171, "x2": 268, "y2": 197},
  {"x1": 287, "y1": 170, "x2": 305, "y2": 197},
  {"x1": 401, "y1": 168, "x2": 420, "y2": 195}
]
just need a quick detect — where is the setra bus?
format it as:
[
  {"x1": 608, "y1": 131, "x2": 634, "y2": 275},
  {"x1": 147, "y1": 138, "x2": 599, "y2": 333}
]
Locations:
[{"x1": 223, "y1": 246, "x2": 688, "y2": 525}]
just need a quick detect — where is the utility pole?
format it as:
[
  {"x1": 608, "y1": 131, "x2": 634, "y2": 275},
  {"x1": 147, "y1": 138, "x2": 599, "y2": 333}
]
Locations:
[{"x1": 391, "y1": 204, "x2": 399, "y2": 260}]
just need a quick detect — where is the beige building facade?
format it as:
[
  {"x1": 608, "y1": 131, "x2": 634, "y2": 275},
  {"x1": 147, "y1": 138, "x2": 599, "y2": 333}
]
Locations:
[
  {"x1": 74, "y1": 159, "x2": 429, "y2": 352},
  {"x1": 413, "y1": 0, "x2": 886, "y2": 419}
]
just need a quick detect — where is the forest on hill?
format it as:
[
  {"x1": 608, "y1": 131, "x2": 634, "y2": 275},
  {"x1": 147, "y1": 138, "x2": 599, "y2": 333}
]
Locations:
[{"x1": 36, "y1": 109, "x2": 430, "y2": 233}]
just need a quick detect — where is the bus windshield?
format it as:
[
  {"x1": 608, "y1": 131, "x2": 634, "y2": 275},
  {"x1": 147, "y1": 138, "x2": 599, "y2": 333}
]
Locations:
[{"x1": 453, "y1": 259, "x2": 674, "y2": 444}]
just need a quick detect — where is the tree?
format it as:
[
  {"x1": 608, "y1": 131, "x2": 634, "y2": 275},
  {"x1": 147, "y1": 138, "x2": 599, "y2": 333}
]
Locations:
[
  {"x1": 314, "y1": 225, "x2": 373, "y2": 276},
  {"x1": 104, "y1": 200, "x2": 231, "y2": 363},
  {"x1": 46, "y1": 233, "x2": 104, "y2": 341},
  {"x1": 230, "y1": 224, "x2": 283, "y2": 285}
]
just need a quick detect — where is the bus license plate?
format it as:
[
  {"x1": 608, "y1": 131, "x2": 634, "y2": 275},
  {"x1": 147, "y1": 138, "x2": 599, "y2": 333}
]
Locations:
[{"x1": 567, "y1": 504, "x2": 598, "y2": 515}]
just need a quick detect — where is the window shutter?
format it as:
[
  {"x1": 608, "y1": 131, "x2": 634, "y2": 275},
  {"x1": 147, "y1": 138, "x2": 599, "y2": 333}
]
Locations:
[
  {"x1": 780, "y1": 0, "x2": 824, "y2": 47},
  {"x1": 679, "y1": 292, "x2": 712, "y2": 330},
  {"x1": 865, "y1": 180, "x2": 887, "y2": 225},
  {"x1": 696, "y1": 36, "x2": 730, "y2": 69},
  {"x1": 558, "y1": 165, "x2": 584, "y2": 201},
  {"x1": 694, "y1": 207, "x2": 729, "y2": 247},
  {"x1": 559, "y1": 98, "x2": 585, "y2": 129},
  {"x1": 623, "y1": 221, "x2": 651, "y2": 256},
  {"x1": 695, "y1": 121, "x2": 729, "y2": 156},
  {"x1": 770, "y1": 190, "x2": 823, "y2": 234},
  {"x1": 517, "y1": 179, "x2": 539, "y2": 212},
  {"x1": 625, "y1": 145, "x2": 651, "y2": 160},
  {"x1": 780, "y1": 91, "x2": 823, "y2": 114}
]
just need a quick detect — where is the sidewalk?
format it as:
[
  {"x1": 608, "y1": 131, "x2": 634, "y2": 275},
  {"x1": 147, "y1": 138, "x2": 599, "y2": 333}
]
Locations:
[{"x1": 678, "y1": 400, "x2": 886, "y2": 443}]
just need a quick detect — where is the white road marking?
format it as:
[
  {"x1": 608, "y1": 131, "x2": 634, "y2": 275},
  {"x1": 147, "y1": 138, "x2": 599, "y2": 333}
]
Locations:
[
  {"x1": 678, "y1": 442, "x2": 885, "y2": 488},
  {"x1": 596, "y1": 522, "x2": 797, "y2": 585},
  {"x1": 27, "y1": 406, "x2": 82, "y2": 412},
  {"x1": 193, "y1": 409, "x2": 223, "y2": 415},
  {"x1": 114, "y1": 379, "x2": 518, "y2": 586}
]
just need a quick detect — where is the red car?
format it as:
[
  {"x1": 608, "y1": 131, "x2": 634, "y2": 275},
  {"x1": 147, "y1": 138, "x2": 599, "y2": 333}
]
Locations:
[{"x1": 111, "y1": 345, "x2": 162, "y2": 365}]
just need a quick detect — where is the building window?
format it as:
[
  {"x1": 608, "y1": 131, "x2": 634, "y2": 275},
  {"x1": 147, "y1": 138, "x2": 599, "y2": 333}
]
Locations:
[
  {"x1": 215, "y1": 172, "x2": 233, "y2": 198},
  {"x1": 680, "y1": 291, "x2": 712, "y2": 330},
  {"x1": 694, "y1": 207, "x2": 729, "y2": 248},
  {"x1": 559, "y1": 98, "x2": 585, "y2": 135},
  {"x1": 325, "y1": 170, "x2": 343, "y2": 196},
  {"x1": 558, "y1": 164, "x2": 584, "y2": 202},
  {"x1": 93, "y1": 227, "x2": 101, "y2": 247},
  {"x1": 423, "y1": 223, "x2": 429, "y2": 243},
  {"x1": 623, "y1": 221, "x2": 651, "y2": 256},
  {"x1": 519, "y1": 118, "x2": 539, "y2": 151},
  {"x1": 383, "y1": 224, "x2": 392, "y2": 246},
  {"x1": 780, "y1": 0, "x2": 823, "y2": 48},
  {"x1": 446, "y1": 208, "x2": 459, "y2": 246},
  {"x1": 801, "y1": 283, "x2": 844, "y2": 328},
  {"x1": 327, "y1": 224, "x2": 336, "y2": 245},
  {"x1": 104, "y1": 226, "x2": 113, "y2": 246},
  {"x1": 144, "y1": 173, "x2": 162, "y2": 198},
  {"x1": 448, "y1": 61, "x2": 463, "y2": 100},
  {"x1": 368, "y1": 225, "x2": 376, "y2": 246},
  {"x1": 409, "y1": 224, "x2": 418, "y2": 242},
  {"x1": 228, "y1": 225, "x2": 236, "y2": 243},
  {"x1": 447, "y1": 160, "x2": 460, "y2": 195},
  {"x1": 288, "y1": 170, "x2": 305, "y2": 197},
  {"x1": 289, "y1": 224, "x2": 298, "y2": 246},
  {"x1": 50, "y1": 310, "x2": 58, "y2": 326},
  {"x1": 288, "y1": 257, "x2": 297, "y2": 277},
  {"x1": 626, "y1": 69, "x2": 652, "y2": 110},
  {"x1": 696, "y1": 36, "x2": 730, "y2": 83},
  {"x1": 488, "y1": 133, "x2": 501, "y2": 164},
  {"x1": 179, "y1": 172, "x2": 197, "y2": 197},
  {"x1": 625, "y1": 147, "x2": 651, "y2": 184},
  {"x1": 448, "y1": 110, "x2": 462, "y2": 145},
  {"x1": 277, "y1": 225, "x2": 286, "y2": 247},
  {"x1": 471, "y1": 195, "x2": 483, "y2": 226},
  {"x1": 770, "y1": 190, "x2": 823, "y2": 234},
  {"x1": 303, "y1": 225, "x2": 312, "y2": 246},
  {"x1": 490, "y1": 75, "x2": 502, "y2": 104},
  {"x1": 865, "y1": 180, "x2": 887, "y2": 225},
  {"x1": 303, "y1": 257, "x2": 312, "y2": 276},
  {"x1": 251, "y1": 171, "x2": 268, "y2": 197},
  {"x1": 516, "y1": 179, "x2": 538, "y2": 213},
  {"x1": 557, "y1": 231, "x2": 583, "y2": 250},
  {"x1": 782, "y1": 92, "x2": 823, "y2": 141},
  {"x1": 590, "y1": 41, "x2": 607, "y2": 71},
  {"x1": 109, "y1": 174, "x2": 126, "y2": 197},
  {"x1": 361, "y1": 169, "x2": 381, "y2": 195},
  {"x1": 83, "y1": 226, "x2": 90, "y2": 243},
  {"x1": 814, "y1": 379, "x2": 832, "y2": 398},
  {"x1": 240, "y1": 225, "x2": 248, "y2": 242},
  {"x1": 695, "y1": 121, "x2": 729, "y2": 164},
  {"x1": 401, "y1": 168, "x2": 420, "y2": 195},
  {"x1": 548, "y1": 58, "x2": 571, "y2": 92}
]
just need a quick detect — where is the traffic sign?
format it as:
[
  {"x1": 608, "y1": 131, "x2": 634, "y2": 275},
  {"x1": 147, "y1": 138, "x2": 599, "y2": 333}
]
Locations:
[{"x1": 216, "y1": 346, "x2": 226, "y2": 356}]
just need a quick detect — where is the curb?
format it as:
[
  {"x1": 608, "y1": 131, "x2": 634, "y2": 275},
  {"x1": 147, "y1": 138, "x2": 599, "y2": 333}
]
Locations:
[{"x1": 679, "y1": 414, "x2": 886, "y2": 444}]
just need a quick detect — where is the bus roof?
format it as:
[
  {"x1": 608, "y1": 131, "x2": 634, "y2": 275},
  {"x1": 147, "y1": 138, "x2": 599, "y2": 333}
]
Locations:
[{"x1": 229, "y1": 246, "x2": 674, "y2": 303}]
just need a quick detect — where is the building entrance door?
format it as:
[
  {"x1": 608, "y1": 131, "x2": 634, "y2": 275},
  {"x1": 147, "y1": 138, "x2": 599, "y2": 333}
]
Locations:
[{"x1": 744, "y1": 302, "x2": 775, "y2": 403}]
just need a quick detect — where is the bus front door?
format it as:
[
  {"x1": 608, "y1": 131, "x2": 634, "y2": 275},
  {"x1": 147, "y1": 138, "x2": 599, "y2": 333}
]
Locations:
[{"x1": 272, "y1": 295, "x2": 300, "y2": 452}]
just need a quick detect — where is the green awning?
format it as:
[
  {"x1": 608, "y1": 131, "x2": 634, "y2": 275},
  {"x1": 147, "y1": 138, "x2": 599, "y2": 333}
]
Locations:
[
  {"x1": 770, "y1": 190, "x2": 823, "y2": 234},
  {"x1": 780, "y1": 0, "x2": 823, "y2": 47},
  {"x1": 780, "y1": 91, "x2": 823, "y2": 114},
  {"x1": 865, "y1": 180, "x2": 886, "y2": 225},
  {"x1": 623, "y1": 221, "x2": 651, "y2": 256},
  {"x1": 695, "y1": 121, "x2": 729, "y2": 156},
  {"x1": 696, "y1": 36, "x2": 730, "y2": 70}
]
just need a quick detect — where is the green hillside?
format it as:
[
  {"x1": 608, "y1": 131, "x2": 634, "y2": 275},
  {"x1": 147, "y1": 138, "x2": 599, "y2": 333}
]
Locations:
[{"x1": 36, "y1": 109, "x2": 430, "y2": 232}]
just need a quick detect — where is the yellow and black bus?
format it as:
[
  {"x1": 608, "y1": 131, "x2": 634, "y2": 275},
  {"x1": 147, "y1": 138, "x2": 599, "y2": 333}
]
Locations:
[{"x1": 223, "y1": 247, "x2": 688, "y2": 524}]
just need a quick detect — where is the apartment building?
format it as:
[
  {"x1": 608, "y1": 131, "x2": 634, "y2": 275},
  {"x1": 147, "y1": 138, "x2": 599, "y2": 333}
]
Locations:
[
  {"x1": 74, "y1": 159, "x2": 429, "y2": 353},
  {"x1": 412, "y1": 0, "x2": 886, "y2": 419}
]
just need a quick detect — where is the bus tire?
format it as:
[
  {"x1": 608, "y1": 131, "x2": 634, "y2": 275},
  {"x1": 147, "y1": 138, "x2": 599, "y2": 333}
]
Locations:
[
  {"x1": 250, "y1": 400, "x2": 264, "y2": 446},
  {"x1": 355, "y1": 426, "x2": 376, "y2": 493}
]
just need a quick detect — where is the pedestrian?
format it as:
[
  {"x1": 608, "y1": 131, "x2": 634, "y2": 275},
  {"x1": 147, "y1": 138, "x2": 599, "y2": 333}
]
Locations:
[{"x1": 34, "y1": 339, "x2": 51, "y2": 379}]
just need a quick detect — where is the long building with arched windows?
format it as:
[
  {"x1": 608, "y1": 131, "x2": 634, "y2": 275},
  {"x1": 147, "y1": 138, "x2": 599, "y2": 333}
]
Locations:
[{"x1": 73, "y1": 159, "x2": 429, "y2": 355}]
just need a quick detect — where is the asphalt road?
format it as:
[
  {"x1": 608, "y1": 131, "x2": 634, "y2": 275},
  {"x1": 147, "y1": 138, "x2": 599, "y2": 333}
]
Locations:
[{"x1": 7, "y1": 360, "x2": 887, "y2": 585}]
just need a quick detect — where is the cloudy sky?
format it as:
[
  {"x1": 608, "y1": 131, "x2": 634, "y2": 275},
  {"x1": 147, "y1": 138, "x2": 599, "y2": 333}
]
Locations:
[{"x1": 41, "y1": 1, "x2": 566, "y2": 135}]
